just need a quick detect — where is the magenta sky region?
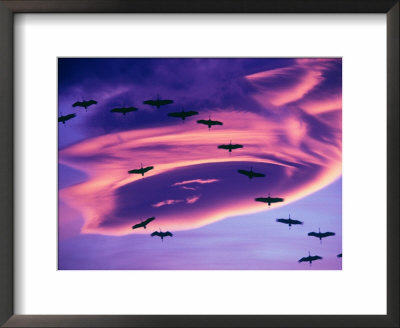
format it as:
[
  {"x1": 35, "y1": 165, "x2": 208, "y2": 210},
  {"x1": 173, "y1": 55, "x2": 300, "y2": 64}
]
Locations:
[{"x1": 58, "y1": 58, "x2": 342, "y2": 270}]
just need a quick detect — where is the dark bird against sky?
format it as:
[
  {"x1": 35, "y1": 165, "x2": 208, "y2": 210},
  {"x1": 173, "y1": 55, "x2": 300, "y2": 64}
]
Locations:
[
  {"x1": 143, "y1": 96, "x2": 173, "y2": 109},
  {"x1": 128, "y1": 163, "x2": 154, "y2": 176},
  {"x1": 58, "y1": 113, "x2": 76, "y2": 125},
  {"x1": 298, "y1": 251, "x2": 323, "y2": 265},
  {"x1": 132, "y1": 217, "x2": 155, "y2": 230},
  {"x1": 110, "y1": 106, "x2": 138, "y2": 115},
  {"x1": 255, "y1": 195, "x2": 284, "y2": 207},
  {"x1": 151, "y1": 230, "x2": 173, "y2": 241},
  {"x1": 276, "y1": 214, "x2": 303, "y2": 229},
  {"x1": 218, "y1": 140, "x2": 244, "y2": 153},
  {"x1": 308, "y1": 228, "x2": 336, "y2": 243},
  {"x1": 168, "y1": 110, "x2": 199, "y2": 120},
  {"x1": 72, "y1": 100, "x2": 97, "y2": 111},
  {"x1": 237, "y1": 168, "x2": 265, "y2": 179},
  {"x1": 197, "y1": 116, "x2": 223, "y2": 129}
]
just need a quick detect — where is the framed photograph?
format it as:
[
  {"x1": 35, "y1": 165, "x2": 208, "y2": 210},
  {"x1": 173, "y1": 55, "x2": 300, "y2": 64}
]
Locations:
[{"x1": 0, "y1": 1, "x2": 398, "y2": 327}]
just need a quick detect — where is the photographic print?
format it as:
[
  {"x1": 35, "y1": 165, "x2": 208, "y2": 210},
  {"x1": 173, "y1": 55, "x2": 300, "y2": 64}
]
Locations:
[{"x1": 58, "y1": 58, "x2": 342, "y2": 270}]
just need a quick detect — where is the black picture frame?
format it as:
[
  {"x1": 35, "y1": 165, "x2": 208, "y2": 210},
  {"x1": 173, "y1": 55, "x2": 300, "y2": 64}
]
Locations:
[{"x1": 0, "y1": 1, "x2": 398, "y2": 327}]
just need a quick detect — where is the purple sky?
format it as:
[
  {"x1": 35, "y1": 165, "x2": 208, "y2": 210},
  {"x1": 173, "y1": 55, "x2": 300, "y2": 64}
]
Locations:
[{"x1": 58, "y1": 58, "x2": 342, "y2": 270}]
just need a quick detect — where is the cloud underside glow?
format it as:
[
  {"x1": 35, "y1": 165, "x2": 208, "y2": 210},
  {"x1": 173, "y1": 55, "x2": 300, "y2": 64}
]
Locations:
[
  {"x1": 59, "y1": 58, "x2": 341, "y2": 236},
  {"x1": 60, "y1": 118, "x2": 341, "y2": 235}
]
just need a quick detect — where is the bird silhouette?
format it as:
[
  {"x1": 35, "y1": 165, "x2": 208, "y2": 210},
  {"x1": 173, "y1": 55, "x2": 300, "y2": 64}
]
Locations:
[
  {"x1": 308, "y1": 228, "x2": 336, "y2": 243},
  {"x1": 255, "y1": 194, "x2": 284, "y2": 207},
  {"x1": 276, "y1": 214, "x2": 303, "y2": 229},
  {"x1": 143, "y1": 96, "x2": 173, "y2": 109},
  {"x1": 298, "y1": 251, "x2": 322, "y2": 265},
  {"x1": 110, "y1": 106, "x2": 138, "y2": 115},
  {"x1": 197, "y1": 116, "x2": 223, "y2": 129},
  {"x1": 58, "y1": 113, "x2": 76, "y2": 125},
  {"x1": 218, "y1": 140, "x2": 243, "y2": 153},
  {"x1": 72, "y1": 99, "x2": 97, "y2": 111},
  {"x1": 128, "y1": 163, "x2": 154, "y2": 176},
  {"x1": 132, "y1": 217, "x2": 155, "y2": 230},
  {"x1": 151, "y1": 229, "x2": 173, "y2": 241},
  {"x1": 168, "y1": 109, "x2": 199, "y2": 120},
  {"x1": 237, "y1": 167, "x2": 265, "y2": 179}
]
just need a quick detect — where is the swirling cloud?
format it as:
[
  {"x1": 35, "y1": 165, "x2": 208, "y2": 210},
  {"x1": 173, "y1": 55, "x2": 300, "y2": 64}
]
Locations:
[{"x1": 59, "y1": 109, "x2": 341, "y2": 235}]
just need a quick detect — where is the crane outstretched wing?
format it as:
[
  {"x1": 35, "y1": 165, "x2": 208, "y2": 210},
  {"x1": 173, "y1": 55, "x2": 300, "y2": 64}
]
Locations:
[
  {"x1": 230, "y1": 144, "x2": 243, "y2": 149},
  {"x1": 143, "y1": 217, "x2": 155, "y2": 225},
  {"x1": 276, "y1": 218, "x2": 289, "y2": 224},
  {"x1": 128, "y1": 169, "x2": 142, "y2": 174},
  {"x1": 270, "y1": 197, "x2": 284, "y2": 203},
  {"x1": 218, "y1": 145, "x2": 230, "y2": 149},
  {"x1": 308, "y1": 232, "x2": 319, "y2": 237},
  {"x1": 142, "y1": 166, "x2": 154, "y2": 173},
  {"x1": 211, "y1": 120, "x2": 223, "y2": 125},
  {"x1": 321, "y1": 232, "x2": 335, "y2": 238},
  {"x1": 58, "y1": 113, "x2": 76, "y2": 122},
  {"x1": 238, "y1": 169, "x2": 251, "y2": 177},
  {"x1": 87, "y1": 100, "x2": 97, "y2": 106},
  {"x1": 111, "y1": 108, "x2": 124, "y2": 113},
  {"x1": 111, "y1": 107, "x2": 137, "y2": 113},
  {"x1": 298, "y1": 257, "x2": 308, "y2": 263},
  {"x1": 132, "y1": 222, "x2": 144, "y2": 229},
  {"x1": 164, "y1": 231, "x2": 173, "y2": 237},
  {"x1": 159, "y1": 100, "x2": 173, "y2": 105},
  {"x1": 310, "y1": 255, "x2": 322, "y2": 261},
  {"x1": 151, "y1": 231, "x2": 161, "y2": 237},
  {"x1": 291, "y1": 220, "x2": 303, "y2": 225},
  {"x1": 252, "y1": 172, "x2": 265, "y2": 177},
  {"x1": 72, "y1": 101, "x2": 84, "y2": 107},
  {"x1": 143, "y1": 100, "x2": 157, "y2": 106},
  {"x1": 255, "y1": 197, "x2": 268, "y2": 203},
  {"x1": 197, "y1": 120, "x2": 209, "y2": 125},
  {"x1": 186, "y1": 111, "x2": 198, "y2": 116}
]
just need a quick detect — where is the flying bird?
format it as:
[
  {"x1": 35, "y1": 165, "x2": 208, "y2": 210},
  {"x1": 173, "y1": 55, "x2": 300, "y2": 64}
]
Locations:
[
  {"x1": 308, "y1": 228, "x2": 336, "y2": 243},
  {"x1": 237, "y1": 168, "x2": 265, "y2": 179},
  {"x1": 151, "y1": 229, "x2": 173, "y2": 241},
  {"x1": 143, "y1": 96, "x2": 173, "y2": 109},
  {"x1": 128, "y1": 163, "x2": 154, "y2": 176},
  {"x1": 58, "y1": 113, "x2": 76, "y2": 125},
  {"x1": 72, "y1": 99, "x2": 97, "y2": 111},
  {"x1": 132, "y1": 217, "x2": 155, "y2": 230},
  {"x1": 110, "y1": 106, "x2": 138, "y2": 115},
  {"x1": 276, "y1": 214, "x2": 303, "y2": 229},
  {"x1": 168, "y1": 109, "x2": 199, "y2": 120},
  {"x1": 255, "y1": 194, "x2": 284, "y2": 207},
  {"x1": 337, "y1": 253, "x2": 342, "y2": 258},
  {"x1": 197, "y1": 116, "x2": 223, "y2": 129},
  {"x1": 298, "y1": 251, "x2": 323, "y2": 265},
  {"x1": 218, "y1": 140, "x2": 243, "y2": 153}
]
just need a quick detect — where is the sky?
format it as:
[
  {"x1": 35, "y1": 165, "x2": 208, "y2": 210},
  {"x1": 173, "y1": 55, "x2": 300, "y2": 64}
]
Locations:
[{"x1": 58, "y1": 58, "x2": 342, "y2": 270}]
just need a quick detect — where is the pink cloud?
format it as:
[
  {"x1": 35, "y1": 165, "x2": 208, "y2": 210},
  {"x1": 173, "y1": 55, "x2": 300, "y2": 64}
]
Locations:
[
  {"x1": 181, "y1": 186, "x2": 197, "y2": 191},
  {"x1": 245, "y1": 59, "x2": 340, "y2": 108},
  {"x1": 152, "y1": 199, "x2": 184, "y2": 208},
  {"x1": 186, "y1": 195, "x2": 201, "y2": 204},
  {"x1": 59, "y1": 108, "x2": 341, "y2": 236},
  {"x1": 172, "y1": 179, "x2": 220, "y2": 186}
]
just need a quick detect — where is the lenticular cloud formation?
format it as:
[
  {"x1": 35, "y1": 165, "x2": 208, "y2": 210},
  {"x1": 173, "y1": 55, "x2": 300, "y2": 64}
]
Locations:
[{"x1": 59, "y1": 58, "x2": 341, "y2": 237}]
